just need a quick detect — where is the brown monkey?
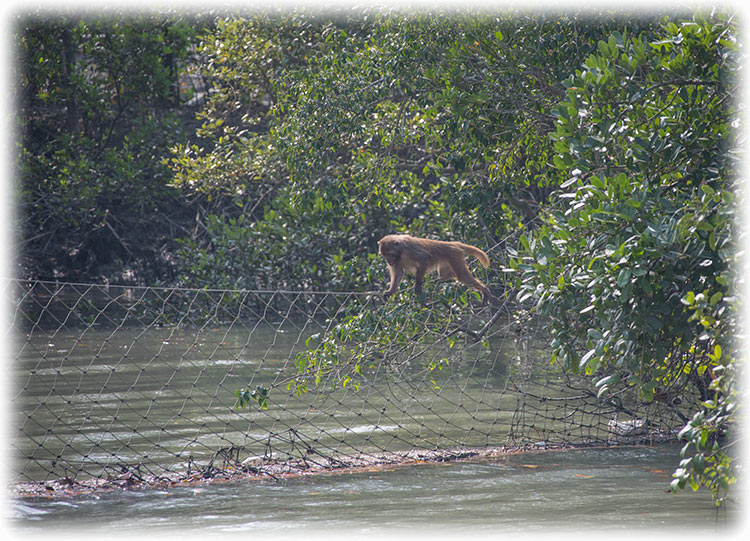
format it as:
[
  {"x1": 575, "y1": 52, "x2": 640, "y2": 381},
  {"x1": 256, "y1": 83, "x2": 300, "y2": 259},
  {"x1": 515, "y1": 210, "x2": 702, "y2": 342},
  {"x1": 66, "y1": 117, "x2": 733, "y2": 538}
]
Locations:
[{"x1": 378, "y1": 234, "x2": 492, "y2": 303}]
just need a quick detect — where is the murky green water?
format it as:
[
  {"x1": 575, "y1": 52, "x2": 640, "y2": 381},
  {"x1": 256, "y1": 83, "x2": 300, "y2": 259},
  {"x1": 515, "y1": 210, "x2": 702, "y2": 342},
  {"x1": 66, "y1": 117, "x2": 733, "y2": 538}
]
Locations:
[
  {"x1": 11, "y1": 311, "x2": 739, "y2": 534},
  {"x1": 12, "y1": 445, "x2": 736, "y2": 534},
  {"x1": 12, "y1": 321, "x2": 525, "y2": 483}
]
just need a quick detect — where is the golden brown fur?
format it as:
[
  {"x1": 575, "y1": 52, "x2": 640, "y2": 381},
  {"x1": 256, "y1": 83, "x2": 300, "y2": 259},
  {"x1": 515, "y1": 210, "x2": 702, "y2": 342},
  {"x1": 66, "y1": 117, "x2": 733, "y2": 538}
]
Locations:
[{"x1": 378, "y1": 234, "x2": 492, "y2": 303}]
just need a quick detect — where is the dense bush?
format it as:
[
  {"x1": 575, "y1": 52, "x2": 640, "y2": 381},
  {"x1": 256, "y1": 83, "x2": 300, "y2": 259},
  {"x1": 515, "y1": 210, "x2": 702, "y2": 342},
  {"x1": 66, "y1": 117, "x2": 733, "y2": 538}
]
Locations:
[
  {"x1": 170, "y1": 11, "x2": 645, "y2": 291},
  {"x1": 17, "y1": 15, "x2": 201, "y2": 282},
  {"x1": 509, "y1": 15, "x2": 740, "y2": 505}
]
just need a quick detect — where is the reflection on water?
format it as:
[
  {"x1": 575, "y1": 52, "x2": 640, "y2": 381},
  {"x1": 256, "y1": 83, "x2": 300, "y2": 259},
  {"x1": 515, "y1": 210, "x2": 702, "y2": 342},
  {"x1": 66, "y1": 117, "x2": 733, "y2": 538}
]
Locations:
[
  {"x1": 12, "y1": 445, "x2": 735, "y2": 533},
  {"x1": 13, "y1": 321, "x2": 521, "y2": 483}
]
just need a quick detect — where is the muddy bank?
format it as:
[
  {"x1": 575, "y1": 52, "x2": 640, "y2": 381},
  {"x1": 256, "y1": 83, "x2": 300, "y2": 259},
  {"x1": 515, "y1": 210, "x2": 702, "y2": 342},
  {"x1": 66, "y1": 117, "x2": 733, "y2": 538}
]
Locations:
[{"x1": 14, "y1": 431, "x2": 678, "y2": 499}]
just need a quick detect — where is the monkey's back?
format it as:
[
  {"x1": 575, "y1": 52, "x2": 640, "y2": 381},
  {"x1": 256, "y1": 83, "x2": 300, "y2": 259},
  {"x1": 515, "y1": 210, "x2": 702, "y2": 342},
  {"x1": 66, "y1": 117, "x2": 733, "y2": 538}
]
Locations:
[{"x1": 382, "y1": 234, "x2": 473, "y2": 274}]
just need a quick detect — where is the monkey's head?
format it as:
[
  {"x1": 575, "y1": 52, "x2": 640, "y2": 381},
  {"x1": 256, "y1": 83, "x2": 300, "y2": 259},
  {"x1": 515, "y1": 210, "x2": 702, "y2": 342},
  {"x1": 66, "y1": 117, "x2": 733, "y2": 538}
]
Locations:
[{"x1": 378, "y1": 235, "x2": 402, "y2": 266}]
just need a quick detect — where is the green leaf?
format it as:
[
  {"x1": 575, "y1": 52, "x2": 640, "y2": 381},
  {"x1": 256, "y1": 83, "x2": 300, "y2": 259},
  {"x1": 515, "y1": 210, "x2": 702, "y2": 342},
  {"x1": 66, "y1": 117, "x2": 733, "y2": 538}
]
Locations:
[
  {"x1": 587, "y1": 328, "x2": 603, "y2": 340},
  {"x1": 616, "y1": 268, "x2": 632, "y2": 287},
  {"x1": 519, "y1": 234, "x2": 530, "y2": 252},
  {"x1": 579, "y1": 349, "x2": 597, "y2": 370},
  {"x1": 595, "y1": 374, "x2": 620, "y2": 388},
  {"x1": 598, "y1": 40, "x2": 610, "y2": 57}
]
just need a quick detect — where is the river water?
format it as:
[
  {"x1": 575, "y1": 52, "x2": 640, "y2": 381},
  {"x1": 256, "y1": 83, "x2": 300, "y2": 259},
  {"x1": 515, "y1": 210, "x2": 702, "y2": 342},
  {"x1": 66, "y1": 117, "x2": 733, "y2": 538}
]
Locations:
[
  {"x1": 11, "y1": 445, "x2": 736, "y2": 535},
  {"x1": 12, "y1": 318, "x2": 536, "y2": 484},
  {"x1": 9, "y1": 301, "x2": 741, "y2": 535}
]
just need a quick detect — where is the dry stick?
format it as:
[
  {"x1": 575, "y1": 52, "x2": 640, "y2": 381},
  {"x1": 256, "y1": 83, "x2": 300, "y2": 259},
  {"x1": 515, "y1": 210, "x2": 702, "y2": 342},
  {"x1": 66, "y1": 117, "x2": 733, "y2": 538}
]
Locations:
[{"x1": 102, "y1": 209, "x2": 133, "y2": 257}]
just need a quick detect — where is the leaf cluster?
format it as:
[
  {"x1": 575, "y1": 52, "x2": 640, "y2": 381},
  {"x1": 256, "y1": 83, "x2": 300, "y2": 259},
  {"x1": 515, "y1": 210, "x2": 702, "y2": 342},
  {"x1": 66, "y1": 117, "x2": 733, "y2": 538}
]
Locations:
[
  {"x1": 508, "y1": 13, "x2": 740, "y2": 505},
  {"x1": 17, "y1": 14, "x2": 200, "y2": 280},
  {"x1": 171, "y1": 10, "x2": 644, "y2": 292}
]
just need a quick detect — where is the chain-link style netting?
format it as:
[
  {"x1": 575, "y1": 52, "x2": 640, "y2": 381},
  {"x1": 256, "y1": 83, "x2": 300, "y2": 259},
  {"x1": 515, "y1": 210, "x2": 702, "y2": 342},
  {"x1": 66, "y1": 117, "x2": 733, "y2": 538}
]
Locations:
[{"x1": 8, "y1": 279, "x2": 694, "y2": 495}]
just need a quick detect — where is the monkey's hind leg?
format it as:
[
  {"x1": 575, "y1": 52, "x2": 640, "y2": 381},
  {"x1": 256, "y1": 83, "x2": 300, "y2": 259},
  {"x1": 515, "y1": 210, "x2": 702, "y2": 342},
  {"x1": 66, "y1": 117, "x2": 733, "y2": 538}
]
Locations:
[
  {"x1": 453, "y1": 264, "x2": 491, "y2": 304},
  {"x1": 437, "y1": 264, "x2": 457, "y2": 281},
  {"x1": 414, "y1": 268, "x2": 428, "y2": 304}
]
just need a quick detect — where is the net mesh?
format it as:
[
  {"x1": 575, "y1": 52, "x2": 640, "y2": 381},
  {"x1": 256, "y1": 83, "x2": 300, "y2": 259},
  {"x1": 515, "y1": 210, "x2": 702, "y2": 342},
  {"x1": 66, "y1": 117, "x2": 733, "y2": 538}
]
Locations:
[{"x1": 8, "y1": 278, "x2": 695, "y2": 494}]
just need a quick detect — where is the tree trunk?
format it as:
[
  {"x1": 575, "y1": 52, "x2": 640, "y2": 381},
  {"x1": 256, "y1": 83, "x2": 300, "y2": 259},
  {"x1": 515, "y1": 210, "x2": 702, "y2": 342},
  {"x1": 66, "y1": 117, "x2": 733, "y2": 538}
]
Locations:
[{"x1": 61, "y1": 21, "x2": 79, "y2": 134}]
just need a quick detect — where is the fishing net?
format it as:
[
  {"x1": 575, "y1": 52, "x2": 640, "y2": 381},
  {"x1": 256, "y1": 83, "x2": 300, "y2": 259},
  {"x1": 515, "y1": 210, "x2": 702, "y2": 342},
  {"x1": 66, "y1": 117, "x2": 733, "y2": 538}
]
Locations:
[{"x1": 8, "y1": 275, "x2": 694, "y2": 496}]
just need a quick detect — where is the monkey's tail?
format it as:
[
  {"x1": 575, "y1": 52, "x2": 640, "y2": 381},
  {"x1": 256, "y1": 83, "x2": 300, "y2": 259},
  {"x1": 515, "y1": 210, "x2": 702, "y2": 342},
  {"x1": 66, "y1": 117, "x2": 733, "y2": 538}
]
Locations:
[{"x1": 457, "y1": 243, "x2": 490, "y2": 268}]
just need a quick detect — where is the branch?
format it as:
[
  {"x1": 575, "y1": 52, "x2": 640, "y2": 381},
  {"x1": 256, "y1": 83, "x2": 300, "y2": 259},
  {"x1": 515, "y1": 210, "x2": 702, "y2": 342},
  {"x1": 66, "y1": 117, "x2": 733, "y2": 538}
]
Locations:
[{"x1": 101, "y1": 209, "x2": 133, "y2": 257}]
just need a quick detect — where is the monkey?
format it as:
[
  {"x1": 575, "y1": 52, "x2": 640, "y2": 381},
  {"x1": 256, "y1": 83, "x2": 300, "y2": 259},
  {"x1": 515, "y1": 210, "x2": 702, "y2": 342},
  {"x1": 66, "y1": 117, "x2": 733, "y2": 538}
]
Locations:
[{"x1": 377, "y1": 234, "x2": 493, "y2": 303}]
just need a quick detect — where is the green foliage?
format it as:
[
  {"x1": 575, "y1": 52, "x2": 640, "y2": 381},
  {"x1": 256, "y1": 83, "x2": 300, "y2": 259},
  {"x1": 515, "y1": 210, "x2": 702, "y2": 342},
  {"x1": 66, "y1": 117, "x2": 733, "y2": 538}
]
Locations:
[
  {"x1": 17, "y1": 14, "x2": 198, "y2": 280},
  {"x1": 510, "y1": 14, "x2": 740, "y2": 505},
  {"x1": 235, "y1": 385, "x2": 269, "y2": 410},
  {"x1": 171, "y1": 10, "x2": 640, "y2": 291},
  {"x1": 175, "y1": 210, "x2": 382, "y2": 291},
  {"x1": 291, "y1": 298, "x2": 440, "y2": 395},
  {"x1": 671, "y1": 358, "x2": 737, "y2": 506},
  {"x1": 233, "y1": 288, "x2": 491, "y2": 405}
]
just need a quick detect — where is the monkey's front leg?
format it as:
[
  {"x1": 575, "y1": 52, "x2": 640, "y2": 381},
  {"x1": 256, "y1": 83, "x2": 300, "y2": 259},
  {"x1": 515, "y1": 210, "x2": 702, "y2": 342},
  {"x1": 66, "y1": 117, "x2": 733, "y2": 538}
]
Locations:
[
  {"x1": 414, "y1": 269, "x2": 427, "y2": 304},
  {"x1": 384, "y1": 266, "x2": 404, "y2": 297}
]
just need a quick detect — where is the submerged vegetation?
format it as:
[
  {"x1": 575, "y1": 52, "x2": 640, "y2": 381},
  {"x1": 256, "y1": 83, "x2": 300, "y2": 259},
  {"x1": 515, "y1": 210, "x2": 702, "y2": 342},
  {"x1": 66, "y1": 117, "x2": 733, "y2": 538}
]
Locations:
[{"x1": 16, "y1": 8, "x2": 741, "y2": 506}]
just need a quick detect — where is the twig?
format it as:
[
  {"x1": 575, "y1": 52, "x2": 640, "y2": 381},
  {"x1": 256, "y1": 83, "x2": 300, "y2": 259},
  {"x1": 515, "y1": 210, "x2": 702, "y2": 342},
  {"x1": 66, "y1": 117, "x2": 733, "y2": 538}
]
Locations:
[{"x1": 102, "y1": 209, "x2": 133, "y2": 257}]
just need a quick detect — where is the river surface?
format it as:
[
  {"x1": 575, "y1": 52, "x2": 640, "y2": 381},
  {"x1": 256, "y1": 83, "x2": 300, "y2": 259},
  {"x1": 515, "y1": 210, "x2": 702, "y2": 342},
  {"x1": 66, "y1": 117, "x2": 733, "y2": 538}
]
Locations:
[
  {"x1": 11, "y1": 445, "x2": 736, "y2": 535},
  {"x1": 12, "y1": 318, "x2": 540, "y2": 483},
  {"x1": 9, "y1": 291, "x2": 740, "y2": 535}
]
